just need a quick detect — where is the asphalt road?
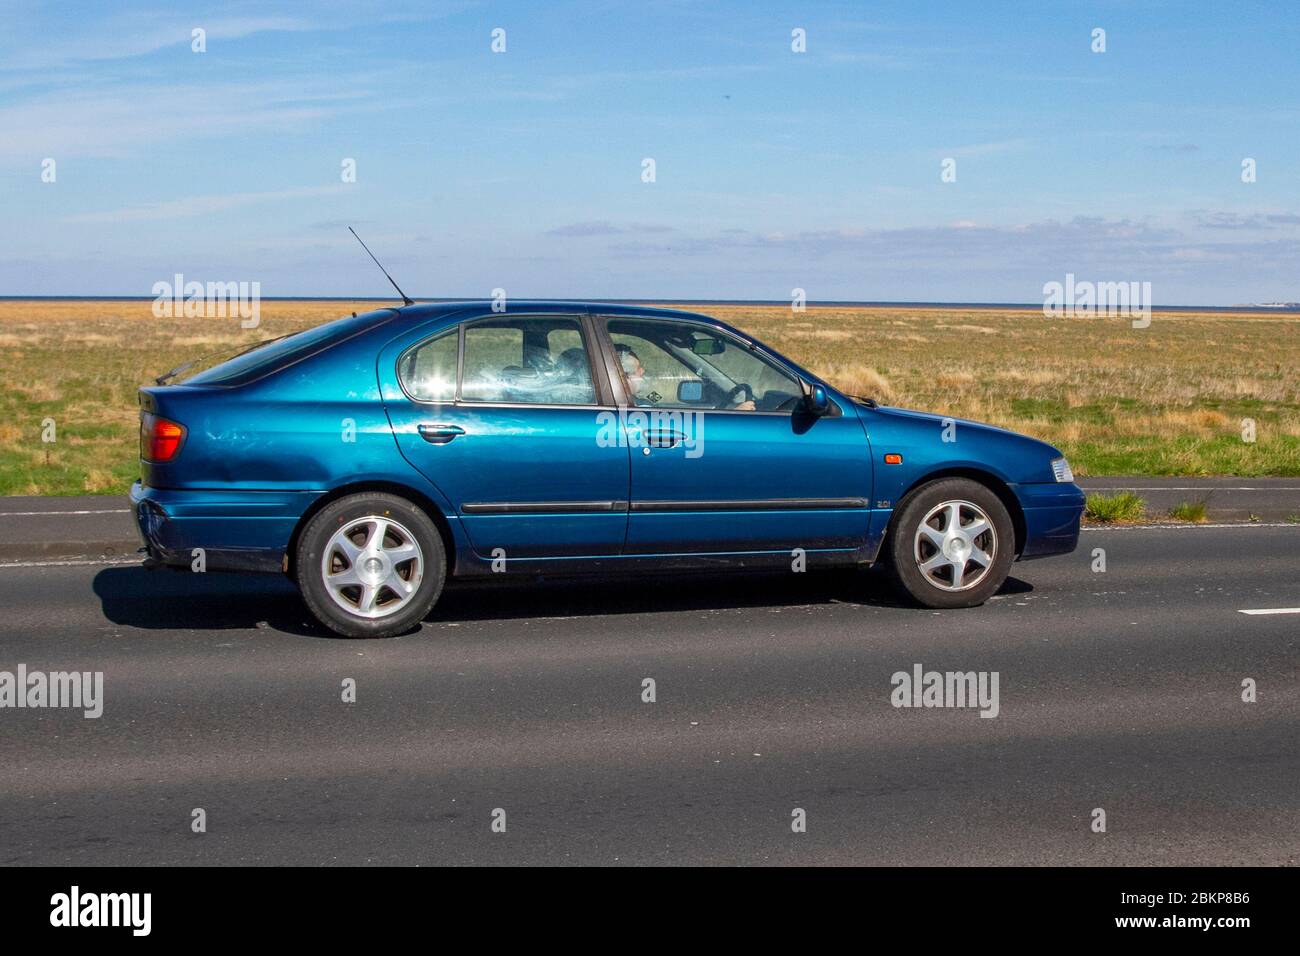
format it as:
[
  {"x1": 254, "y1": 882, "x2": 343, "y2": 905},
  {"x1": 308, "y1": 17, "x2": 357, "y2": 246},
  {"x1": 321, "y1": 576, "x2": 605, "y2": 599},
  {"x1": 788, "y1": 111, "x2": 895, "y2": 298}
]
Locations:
[{"x1": 0, "y1": 523, "x2": 1296, "y2": 866}]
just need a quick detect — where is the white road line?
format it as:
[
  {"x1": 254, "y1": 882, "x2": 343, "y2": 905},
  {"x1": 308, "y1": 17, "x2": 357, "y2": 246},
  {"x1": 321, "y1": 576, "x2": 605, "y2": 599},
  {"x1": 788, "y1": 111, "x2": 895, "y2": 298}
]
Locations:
[
  {"x1": 0, "y1": 509, "x2": 130, "y2": 516},
  {"x1": 1080, "y1": 486, "x2": 1300, "y2": 491},
  {"x1": 1083, "y1": 522, "x2": 1298, "y2": 530},
  {"x1": 0, "y1": 557, "x2": 139, "y2": 569},
  {"x1": 1238, "y1": 607, "x2": 1300, "y2": 616}
]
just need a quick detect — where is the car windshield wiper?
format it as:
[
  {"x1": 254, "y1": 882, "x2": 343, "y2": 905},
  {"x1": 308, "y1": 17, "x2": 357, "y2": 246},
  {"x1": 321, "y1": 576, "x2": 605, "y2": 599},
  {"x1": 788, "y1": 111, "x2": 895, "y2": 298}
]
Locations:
[
  {"x1": 154, "y1": 360, "x2": 195, "y2": 386},
  {"x1": 851, "y1": 395, "x2": 879, "y2": 407},
  {"x1": 154, "y1": 333, "x2": 293, "y2": 385}
]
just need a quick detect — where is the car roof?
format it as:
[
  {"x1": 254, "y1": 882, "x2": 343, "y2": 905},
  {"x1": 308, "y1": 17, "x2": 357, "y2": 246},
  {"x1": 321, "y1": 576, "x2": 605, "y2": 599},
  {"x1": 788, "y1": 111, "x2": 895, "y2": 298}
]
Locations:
[
  {"x1": 388, "y1": 300, "x2": 766, "y2": 347},
  {"x1": 393, "y1": 300, "x2": 721, "y2": 324}
]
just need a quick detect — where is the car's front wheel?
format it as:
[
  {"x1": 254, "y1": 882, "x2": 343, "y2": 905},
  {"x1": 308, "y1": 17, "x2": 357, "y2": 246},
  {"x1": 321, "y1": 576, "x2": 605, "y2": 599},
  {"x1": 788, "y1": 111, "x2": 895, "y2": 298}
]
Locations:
[
  {"x1": 296, "y1": 492, "x2": 446, "y2": 638},
  {"x1": 883, "y1": 478, "x2": 1015, "y2": 609}
]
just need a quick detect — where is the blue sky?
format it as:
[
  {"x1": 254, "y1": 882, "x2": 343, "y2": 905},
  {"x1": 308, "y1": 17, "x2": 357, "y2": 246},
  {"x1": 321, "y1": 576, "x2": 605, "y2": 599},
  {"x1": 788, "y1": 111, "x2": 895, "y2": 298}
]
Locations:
[{"x1": 1, "y1": 0, "x2": 1298, "y2": 303}]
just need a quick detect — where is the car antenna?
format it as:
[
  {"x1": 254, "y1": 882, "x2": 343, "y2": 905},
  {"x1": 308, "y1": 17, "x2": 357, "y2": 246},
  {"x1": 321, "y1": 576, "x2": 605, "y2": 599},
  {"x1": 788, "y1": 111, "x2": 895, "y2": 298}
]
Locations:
[{"x1": 349, "y1": 226, "x2": 414, "y2": 306}]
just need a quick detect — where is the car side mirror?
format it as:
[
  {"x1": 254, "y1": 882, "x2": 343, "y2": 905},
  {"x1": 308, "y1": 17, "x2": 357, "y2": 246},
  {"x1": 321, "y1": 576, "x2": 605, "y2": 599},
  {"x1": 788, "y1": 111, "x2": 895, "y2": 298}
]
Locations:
[
  {"x1": 677, "y1": 380, "x2": 703, "y2": 403},
  {"x1": 800, "y1": 380, "x2": 830, "y2": 416}
]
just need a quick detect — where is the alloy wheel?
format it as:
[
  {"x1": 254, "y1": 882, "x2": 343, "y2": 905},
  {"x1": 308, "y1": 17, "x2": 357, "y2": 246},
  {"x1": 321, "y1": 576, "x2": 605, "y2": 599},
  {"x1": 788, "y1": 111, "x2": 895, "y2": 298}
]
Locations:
[
  {"x1": 320, "y1": 515, "x2": 424, "y2": 619},
  {"x1": 912, "y1": 499, "x2": 997, "y2": 592}
]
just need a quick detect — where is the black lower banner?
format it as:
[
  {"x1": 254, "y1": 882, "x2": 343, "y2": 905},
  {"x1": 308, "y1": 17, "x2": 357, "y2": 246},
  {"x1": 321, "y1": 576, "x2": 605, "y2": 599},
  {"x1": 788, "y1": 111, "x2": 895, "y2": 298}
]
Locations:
[{"x1": 0, "y1": 866, "x2": 1288, "y2": 941}]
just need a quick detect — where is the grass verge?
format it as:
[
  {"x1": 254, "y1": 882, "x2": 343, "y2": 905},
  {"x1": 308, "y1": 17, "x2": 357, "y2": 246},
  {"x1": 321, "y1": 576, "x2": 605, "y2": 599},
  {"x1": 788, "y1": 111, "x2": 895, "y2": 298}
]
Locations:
[
  {"x1": 1085, "y1": 491, "x2": 1146, "y2": 523},
  {"x1": 2, "y1": 300, "x2": 1299, "y2": 494},
  {"x1": 1168, "y1": 499, "x2": 1209, "y2": 522}
]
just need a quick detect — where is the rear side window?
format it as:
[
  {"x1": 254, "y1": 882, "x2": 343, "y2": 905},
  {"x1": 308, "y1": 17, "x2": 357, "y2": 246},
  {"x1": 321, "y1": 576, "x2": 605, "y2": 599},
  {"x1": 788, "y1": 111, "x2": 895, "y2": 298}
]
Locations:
[
  {"x1": 398, "y1": 329, "x2": 457, "y2": 402},
  {"x1": 460, "y1": 317, "x2": 595, "y2": 405}
]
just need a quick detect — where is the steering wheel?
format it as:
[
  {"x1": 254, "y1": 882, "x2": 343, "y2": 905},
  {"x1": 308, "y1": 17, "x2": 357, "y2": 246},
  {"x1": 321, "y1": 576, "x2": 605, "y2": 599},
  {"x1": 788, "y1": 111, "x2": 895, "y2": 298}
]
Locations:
[{"x1": 724, "y1": 383, "x2": 754, "y2": 408}]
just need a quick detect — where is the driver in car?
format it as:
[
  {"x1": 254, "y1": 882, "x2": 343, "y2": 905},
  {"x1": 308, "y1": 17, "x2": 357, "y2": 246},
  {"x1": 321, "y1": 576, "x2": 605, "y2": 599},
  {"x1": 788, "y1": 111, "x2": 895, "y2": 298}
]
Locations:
[{"x1": 615, "y1": 344, "x2": 755, "y2": 410}]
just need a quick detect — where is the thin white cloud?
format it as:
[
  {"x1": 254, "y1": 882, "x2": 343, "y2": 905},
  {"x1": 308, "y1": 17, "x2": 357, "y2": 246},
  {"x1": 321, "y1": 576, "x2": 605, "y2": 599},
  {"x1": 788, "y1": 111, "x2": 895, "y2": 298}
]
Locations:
[
  {"x1": 824, "y1": 51, "x2": 910, "y2": 69},
  {"x1": 0, "y1": 77, "x2": 376, "y2": 161},
  {"x1": 64, "y1": 185, "x2": 348, "y2": 223},
  {"x1": 0, "y1": 16, "x2": 314, "y2": 71},
  {"x1": 945, "y1": 139, "x2": 1028, "y2": 158},
  {"x1": 0, "y1": 4, "x2": 472, "y2": 71},
  {"x1": 547, "y1": 220, "x2": 675, "y2": 237}
]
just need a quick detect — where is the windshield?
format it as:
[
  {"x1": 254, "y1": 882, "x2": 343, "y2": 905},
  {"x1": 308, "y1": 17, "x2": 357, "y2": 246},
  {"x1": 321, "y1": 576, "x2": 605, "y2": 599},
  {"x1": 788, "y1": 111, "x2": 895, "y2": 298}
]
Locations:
[{"x1": 180, "y1": 310, "x2": 394, "y2": 386}]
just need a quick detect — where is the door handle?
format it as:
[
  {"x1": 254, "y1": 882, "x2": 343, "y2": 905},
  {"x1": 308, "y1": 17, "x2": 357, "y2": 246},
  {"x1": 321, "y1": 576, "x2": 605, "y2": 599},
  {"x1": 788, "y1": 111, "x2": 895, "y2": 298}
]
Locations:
[
  {"x1": 646, "y1": 430, "x2": 685, "y2": 448},
  {"x1": 418, "y1": 424, "x2": 465, "y2": 444}
]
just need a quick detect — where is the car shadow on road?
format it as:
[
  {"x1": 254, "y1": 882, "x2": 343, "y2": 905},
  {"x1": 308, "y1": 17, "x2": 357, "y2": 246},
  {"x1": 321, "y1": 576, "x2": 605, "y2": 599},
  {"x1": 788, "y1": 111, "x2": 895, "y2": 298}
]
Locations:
[
  {"x1": 92, "y1": 566, "x2": 332, "y2": 636},
  {"x1": 93, "y1": 564, "x2": 1033, "y2": 636},
  {"x1": 435, "y1": 568, "x2": 1033, "y2": 622}
]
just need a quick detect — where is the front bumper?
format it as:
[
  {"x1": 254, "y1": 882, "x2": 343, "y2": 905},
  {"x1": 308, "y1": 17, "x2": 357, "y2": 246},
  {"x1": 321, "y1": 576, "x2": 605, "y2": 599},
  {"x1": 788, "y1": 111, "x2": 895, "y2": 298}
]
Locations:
[
  {"x1": 1014, "y1": 481, "x2": 1086, "y2": 560},
  {"x1": 131, "y1": 481, "x2": 321, "y2": 574}
]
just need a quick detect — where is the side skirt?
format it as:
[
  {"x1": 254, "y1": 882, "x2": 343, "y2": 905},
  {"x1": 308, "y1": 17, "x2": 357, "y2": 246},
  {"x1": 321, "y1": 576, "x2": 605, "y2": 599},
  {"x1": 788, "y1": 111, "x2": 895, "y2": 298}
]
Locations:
[{"x1": 452, "y1": 547, "x2": 870, "y2": 578}]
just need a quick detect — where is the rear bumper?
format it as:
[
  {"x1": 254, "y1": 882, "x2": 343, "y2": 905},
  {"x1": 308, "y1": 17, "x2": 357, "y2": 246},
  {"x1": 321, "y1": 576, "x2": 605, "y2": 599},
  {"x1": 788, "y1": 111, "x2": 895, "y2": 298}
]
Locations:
[
  {"x1": 130, "y1": 481, "x2": 320, "y2": 573},
  {"x1": 1014, "y1": 481, "x2": 1085, "y2": 560}
]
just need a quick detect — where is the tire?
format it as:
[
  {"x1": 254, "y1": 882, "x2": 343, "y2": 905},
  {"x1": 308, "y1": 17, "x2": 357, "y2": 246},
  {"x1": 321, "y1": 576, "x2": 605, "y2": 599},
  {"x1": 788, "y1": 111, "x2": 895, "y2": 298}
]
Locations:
[
  {"x1": 295, "y1": 492, "x2": 446, "y2": 638},
  {"x1": 883, "y1": 478, "x2": 1015, "y2": 609}
]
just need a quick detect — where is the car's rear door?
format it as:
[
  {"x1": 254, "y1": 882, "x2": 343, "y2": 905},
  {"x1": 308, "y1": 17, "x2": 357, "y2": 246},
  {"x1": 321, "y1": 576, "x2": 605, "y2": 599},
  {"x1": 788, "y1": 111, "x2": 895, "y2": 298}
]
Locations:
[
  {"x1": 379, "y1": 312, "x2": 630, "y2": 559},
  {"x1": 597, "y1": 315, "x2": 873, "y2": 555}
]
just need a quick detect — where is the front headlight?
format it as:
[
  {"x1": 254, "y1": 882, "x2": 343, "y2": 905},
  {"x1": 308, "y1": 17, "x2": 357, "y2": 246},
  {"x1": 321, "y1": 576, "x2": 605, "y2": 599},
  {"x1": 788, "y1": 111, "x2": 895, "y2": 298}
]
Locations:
[{"x1": 1051, "y1": 456, "x2": 1074, "y2": 483}]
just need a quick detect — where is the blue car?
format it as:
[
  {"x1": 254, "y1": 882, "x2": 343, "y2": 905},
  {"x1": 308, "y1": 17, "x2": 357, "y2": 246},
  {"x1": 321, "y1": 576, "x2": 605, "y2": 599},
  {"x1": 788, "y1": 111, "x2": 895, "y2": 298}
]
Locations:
[{"x1": 132, "y1": 302, "x2": 1085, "y2": 637}]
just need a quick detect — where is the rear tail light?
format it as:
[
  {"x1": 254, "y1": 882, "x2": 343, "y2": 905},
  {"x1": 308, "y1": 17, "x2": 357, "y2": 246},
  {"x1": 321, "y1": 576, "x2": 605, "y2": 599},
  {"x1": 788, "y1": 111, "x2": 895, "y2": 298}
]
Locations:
[{"x1": 141, "y1": 413, "x2": 186, "y2": 462}]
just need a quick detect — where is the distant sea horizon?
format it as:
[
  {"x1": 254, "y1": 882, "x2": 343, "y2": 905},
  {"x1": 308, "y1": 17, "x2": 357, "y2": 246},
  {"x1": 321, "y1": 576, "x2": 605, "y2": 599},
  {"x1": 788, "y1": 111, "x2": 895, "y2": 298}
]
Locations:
[{"x1": 1, "y1": 296, "x2": 1297, "y2": 315}]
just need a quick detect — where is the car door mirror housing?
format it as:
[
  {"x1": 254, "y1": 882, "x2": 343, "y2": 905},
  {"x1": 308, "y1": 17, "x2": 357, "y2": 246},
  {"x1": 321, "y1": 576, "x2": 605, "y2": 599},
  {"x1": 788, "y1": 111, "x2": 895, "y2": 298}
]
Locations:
[{"x1": 801, "y1": 381, "x2": 830, "y2": 416}]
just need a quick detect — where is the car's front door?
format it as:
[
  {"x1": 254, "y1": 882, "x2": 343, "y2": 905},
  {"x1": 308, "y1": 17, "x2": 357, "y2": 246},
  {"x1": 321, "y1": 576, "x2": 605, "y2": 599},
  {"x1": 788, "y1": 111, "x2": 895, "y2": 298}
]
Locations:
[
  {"x1": 599, "y1": 316, "x2": 873, "y2": 555},
  {"x1": 379, "y1": 313, "x2": 630, "y2": 559}
]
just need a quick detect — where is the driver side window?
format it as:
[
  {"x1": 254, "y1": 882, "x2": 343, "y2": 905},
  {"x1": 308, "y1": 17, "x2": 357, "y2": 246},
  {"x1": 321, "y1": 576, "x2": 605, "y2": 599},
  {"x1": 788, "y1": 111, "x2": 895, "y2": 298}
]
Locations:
[{"x1": 605, "y1": 318, "x2": 801, "y2": 412}]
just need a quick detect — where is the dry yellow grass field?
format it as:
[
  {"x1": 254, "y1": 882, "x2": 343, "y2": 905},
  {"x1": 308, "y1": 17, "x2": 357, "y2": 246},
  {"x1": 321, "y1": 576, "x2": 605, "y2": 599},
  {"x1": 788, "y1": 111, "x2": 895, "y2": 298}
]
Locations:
[{"x1": 1, "y1": 299, "x2": 1297, "y2": 494}]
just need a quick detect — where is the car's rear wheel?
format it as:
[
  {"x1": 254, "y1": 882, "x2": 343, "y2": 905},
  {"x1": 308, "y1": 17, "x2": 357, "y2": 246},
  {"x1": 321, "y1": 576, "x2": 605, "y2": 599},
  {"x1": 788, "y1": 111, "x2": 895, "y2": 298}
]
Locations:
[
  {"x1": 883, "y1": 478, "x2": 1015, "y2": 609},
  {"x1": 296, "y1": 493, "x2": 446, "y2": 638}
]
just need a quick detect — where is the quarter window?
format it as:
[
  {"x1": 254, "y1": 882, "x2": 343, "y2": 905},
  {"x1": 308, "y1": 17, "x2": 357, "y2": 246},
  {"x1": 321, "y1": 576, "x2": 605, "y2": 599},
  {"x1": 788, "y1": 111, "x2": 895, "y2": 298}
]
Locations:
[{"x1": 398, "y1": 328, "x2": 457, "y2": 402}]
